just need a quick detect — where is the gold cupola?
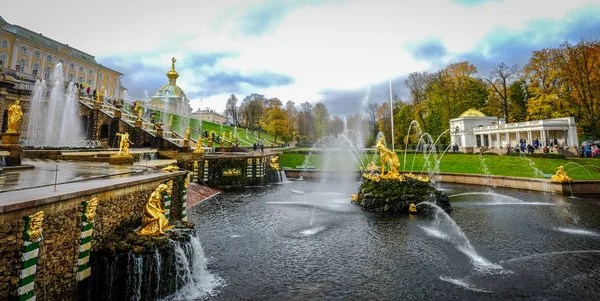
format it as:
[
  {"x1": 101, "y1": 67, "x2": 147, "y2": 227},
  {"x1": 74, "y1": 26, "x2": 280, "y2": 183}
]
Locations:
[
  {"x1": 459, "y1": 108, "x2": 486, "y2": 118},
  {"x1": 166, "y1": 57, "x2": 179, "y2": 83}
]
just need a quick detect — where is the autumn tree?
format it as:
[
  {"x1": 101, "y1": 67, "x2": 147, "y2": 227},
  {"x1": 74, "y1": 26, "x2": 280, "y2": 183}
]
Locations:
[
  {"x1": 377, "y1": 102, "x2": 392, "y2": 144},
  {"x1": 261, "y1": 105, "x2": 289, "y2": 143},
  {"x1": 297, "y1": 102, "x2": 314, "y2": 141},
  {"x1": 523, "y1": 48, "x2": 569, "y2": 120},
  {"x1": 241, "y1": 93, "x2": 266, "y2": 136},
  {"x1": 486, "y1": 62, "x2": 520, "y2": 122},
  {"x1": 313, "y1": 103, "x2": 330, "y2": 139},
  {"x1": 224, "y1": 94, "x2": 239, "y2": 126},
  {"x1": 366, "y1": 102, "x2": 379, "y2": 140},
  {"x1": 329, "y1": 116, "x2": 344, "y2": 137},
  {"x1": 285, "y1": 100, "x2": 298, "y2": 138}
]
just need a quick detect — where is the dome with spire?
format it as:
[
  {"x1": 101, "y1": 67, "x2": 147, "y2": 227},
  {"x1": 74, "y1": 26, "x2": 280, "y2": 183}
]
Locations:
[
  {"x1": 146, "y1": 57, "x2": 192, "y2": 115},
  {"x1": 459, "y1": 108, "x2": 486, "y2": 118}
]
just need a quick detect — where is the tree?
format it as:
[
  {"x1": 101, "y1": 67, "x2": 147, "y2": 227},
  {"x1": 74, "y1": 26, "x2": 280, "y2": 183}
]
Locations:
[
  {"x1": 553, "y1": 40, "x2": 600, "y2": 138},
  {"x1": 313, "y1": 103, "x2": 329, "y2": 139},
  {"x1": 377, "y1": 102, "x2": 392, "y2": 144},
  {"x1": 224, "y1": 94, "x2": 239, "y2": 126},
  {"x1": 261, "y1": 106, "x2": 288, "y2": 142},
  {"x1": 329, "y1": 116, "x2": 344, "y2": 137},
  {"x1": 523, "y1": 48, "x2": 568, "y2": 120},
  {"x1": 241, "y1": 93, "x2": 266, "y2": 136},
  {"x1": 297, "y1": 102, "x2": 314, "y2": 140},
  {"x1": 366, "y1": 102, "x2": 379, "y2": 140},
  {"x1": 285, "y1": 100, "x2": 298, "y2": 137},
  {"x1": 486, "y1": 62, "x2": 520, "y2": 122}
]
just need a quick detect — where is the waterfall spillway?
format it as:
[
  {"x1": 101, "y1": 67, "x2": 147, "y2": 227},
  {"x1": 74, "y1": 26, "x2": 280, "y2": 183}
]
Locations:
[
  {"x1": 25, "y1": 62, "x2": 84, "y2": 147},
  {"x1": 80, "y1": 230, "x2": 220, "y2": 301}
]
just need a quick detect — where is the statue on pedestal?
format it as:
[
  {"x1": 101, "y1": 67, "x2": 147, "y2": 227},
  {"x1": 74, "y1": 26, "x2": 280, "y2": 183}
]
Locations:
[
  {"x1": 185, "y1": 127, "x2": 191, "y2": 140},
  {"x1": 116, "y1": 132, "x2": 133, "y2": 155},
  {"x1": 136, "y1": 184, "x2": 174, "y2": 236},
  {"x1": 6, "y1": 99, "x2": 22, "y2": 134}
]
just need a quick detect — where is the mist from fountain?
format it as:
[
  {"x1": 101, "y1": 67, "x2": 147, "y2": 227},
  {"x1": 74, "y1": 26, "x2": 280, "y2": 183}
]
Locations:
[{"x1": 25, "y1": 63, "x2": 84, "y2": 147}]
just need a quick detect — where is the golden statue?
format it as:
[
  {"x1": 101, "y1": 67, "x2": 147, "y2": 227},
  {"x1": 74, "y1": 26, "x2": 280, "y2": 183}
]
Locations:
[
  {"x1": 166, "y1": 180, "x2": 173, "y2": 196},
  {"x1": 409, "y1": 203, "x2": 417, "y2": 214},
  {"x1": 185, "y1": 127, "x2": 191, "y2": 140},
  {"x1": 376, "y1": 137, "x2": 400, "y2": 177},
  {"x1": 169, "y1": 115, "x2": 174, "y2": 128},
  {"x1": 116, "y1": 132, "x2": 133, "y2": 155},
  {"x1": 162, "y1": 165, "x2": 180, "y2": 172},
  {"x1": 137, "y1": 108, "x2": 143, "y2": 121},
  {"x1": 194, "y1": 138, "x2": 205, "y2": 154},
  {"x1": 551, "y1": 166, "x2": 572, "y2": 182},
  {"x1": 184, "y1": 175, "x2": 190, "y2": 190},
  {"x1": 84, "y1": 198, "x2": 99, "y2": 221},
  {"x1": 25, "y1": 211, "x2": 44, "y2": 241},
  {"x1": 136, "y1": 184, "x2": 174, "y2": 236},
  {"x1": 6, "y1": 99, "x2": 23, "y2": 133},
  {"x1": 134, "y1": 100, "x2": 140, "y2": 110},
  {"x1": 269, "y1": 156, "x2": 280, "y2": 170},
  {"x1": 96, "y1": 90, "x2": 101, "y2": 103}
]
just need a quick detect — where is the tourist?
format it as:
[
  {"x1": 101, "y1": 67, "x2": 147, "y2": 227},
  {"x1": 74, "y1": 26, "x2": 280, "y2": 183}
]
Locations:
[
  {"x1": 260, "y1": 143, "x2": 264, "y2": 153},
  {"x1": 253, "y1": 143, "x2": 257, "y2": 152},
  {"x1": 86, "y1": 86, "x2": 91, "y2": 96},
  {"x1": 554, "y1": 138, "x2": 558, "y2": 147}
]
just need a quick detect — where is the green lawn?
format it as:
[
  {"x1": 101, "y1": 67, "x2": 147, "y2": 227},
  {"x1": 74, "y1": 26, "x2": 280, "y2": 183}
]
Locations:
[{"x1": 279, "y1": 152, "x2": 600, "y2": 180}]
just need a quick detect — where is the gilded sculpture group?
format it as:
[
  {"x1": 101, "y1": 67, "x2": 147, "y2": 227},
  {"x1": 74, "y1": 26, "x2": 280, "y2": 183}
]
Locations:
[
  {"x1": 136, "y1": 180, "x2": 176, "y2": 236},
  {"x1": 361, "y1": 137, "x2": 429, "y2": 183}
]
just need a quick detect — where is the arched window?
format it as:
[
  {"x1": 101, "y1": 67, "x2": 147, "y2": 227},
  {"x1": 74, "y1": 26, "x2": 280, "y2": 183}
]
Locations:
[
  {"x1": 68, "y1": 73, "x2": 74, "y2": 82},
  {"x1": 47, "y1": 55, "x2": 53, "y2": 63},
  {"x1": 87, "y1": 79, "x2": 92, "y2": 86},
  {"x1": 78, "y1": 76, "x2": 84, "y2": 83},
  {"x1": 99, "y1": 72, "x2": 103, "y2": 80},
  {"x1": 0, "y1": 39, "x2": 8, "y2": 48},
  {"x1": 32, "y1": 63, "x2": 39, "y2": 76},
  {"x1": 107, "y1": 75, "x2": 111, "y2": 82},
  {"x1": 70, "y1": 62, "x2": 75, "y2": 70},
  {"x1": 79, "y1": 66, "x2": 83, "y2": 73},
  {"x1": 17, "y1": 59, "x2": 26, "y2": 72},
  {"x1": 59, "y1": 59, "x2": 65, "y2": 67},
  {"x1": 0, "y1": 53, "x2": 7, "y2": 67},
  {"x1": 34, "y1": 51, "x2": 41, "y2": 59},
  {"x1": 88, "y1": 69, "x2": 93, "y2": 76},
  {"x1": 20, "y1": 46, "x2": 28, "y2": 55},
  {"x1": 44, "y1": 67, "x2": 51, "y2": 80}
]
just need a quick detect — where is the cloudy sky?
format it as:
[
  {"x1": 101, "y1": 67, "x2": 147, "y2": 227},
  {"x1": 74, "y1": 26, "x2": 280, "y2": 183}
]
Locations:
[{"x1": 3, "y1": 0, "x2": 600, "y2": 116}]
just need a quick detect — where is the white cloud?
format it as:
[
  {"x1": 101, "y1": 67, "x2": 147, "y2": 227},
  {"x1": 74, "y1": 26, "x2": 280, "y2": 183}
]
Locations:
[{"x1": 2, "y1": 0, "x2": 598, "y2": 114}]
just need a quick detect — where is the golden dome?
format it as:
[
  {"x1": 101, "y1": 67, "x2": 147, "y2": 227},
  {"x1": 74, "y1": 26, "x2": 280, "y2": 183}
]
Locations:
[
  {"x1": 166, "y1": 57, "x2": 179, "y2": 81},
  {"x1": 459, "y1": 108, "x2": 486, "y2": 118}
]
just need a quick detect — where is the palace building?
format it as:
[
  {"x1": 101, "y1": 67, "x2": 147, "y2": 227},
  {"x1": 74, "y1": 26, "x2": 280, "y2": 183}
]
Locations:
[
  {"x1": 450, "y1": 108, "x2": 579, "y2": 153},
  {"x1": 0, "y1": 15, "x2": 125, "y2": 98},
  {"x1": 144, "y1": 58, "x2": 192, "y2": 116}
]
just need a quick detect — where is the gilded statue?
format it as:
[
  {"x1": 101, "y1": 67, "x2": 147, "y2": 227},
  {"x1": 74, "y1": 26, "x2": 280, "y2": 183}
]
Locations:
[
  {"x1": 194, "y1": 138, "x2": 205, "y2": 154},
  {"x1": 169, "y1": 115, "x2": 174, "y2": 128},
  {"x1": 116, "y1": 132, "x2": 133, "y2": 155},
  {"x1": 551, "y1": 166, "x2": 572, "y2": 182},
  {"x1": 162, "y1": 165, "x2": 179, "y2": 172},
  {"x1": 24, "y1": 211, "x2": 44, "y2": 242},
  {"x1": 166, "y1": 180, "x2": 174, "y2": 196},
  {"x1": 134, "y1": 100, "x2": 140, "y2": 110},
  {"x1": 269, "y1": 156, "x2": 280, "y2": 170},
  {"x1": 185, "y1": 127, "x2": 191, "y2": 140},
  {"x1": 137, "y1": 108, "x2": 143, "y2": 121},
  {"x1": 136, "y1": 184, "x2": 174, "y2": 236},
  {"x1": 184, "y1": 176, "x2": 190, "y2": 189},
  {"x1": 96, "y1": 91, "x2": 101, "y2": 103},
  {"x1": 84, "y1": 198, "x2": 99, "y2": 222},
  {"x1": 6, "y1": 99, "x2": 23, "y2": 133},
  {"x1": 376, "y1": 137, "x2": 400, "y2": 176}
]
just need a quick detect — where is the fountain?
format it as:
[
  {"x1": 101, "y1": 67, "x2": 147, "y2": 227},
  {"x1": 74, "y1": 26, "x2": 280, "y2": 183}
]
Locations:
[
  {"x1": 351, "y1": 137, "x2": 451, "y2": 213},
  {"x1": 25, "y1": 62, "x2": 84, "y2": 147}
]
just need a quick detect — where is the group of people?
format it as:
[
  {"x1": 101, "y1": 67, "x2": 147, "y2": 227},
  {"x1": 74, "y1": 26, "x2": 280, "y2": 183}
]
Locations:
[
  {"x1": 253, "y1": 142, "x2": 264, "y2": 153},
  {"x1": 578, "y1": 143, "x2": 599, "y2": 158},
  {"x1": 507, "y1": 137, "x2": 560, "y2": 154}
]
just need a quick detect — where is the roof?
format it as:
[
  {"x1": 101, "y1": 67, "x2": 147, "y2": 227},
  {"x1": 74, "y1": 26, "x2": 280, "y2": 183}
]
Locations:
[
  {"x1": 459, "y1": 108, "x2": 486, "y2": 118},
  {"x1": 0, "y1": 15, "x2": 8, "y2": 27}
]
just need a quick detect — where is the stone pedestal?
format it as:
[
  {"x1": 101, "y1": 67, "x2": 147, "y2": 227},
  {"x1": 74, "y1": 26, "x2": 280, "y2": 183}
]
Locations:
[
  {"x1": 114, "y1": 110, "x2": 121, "y2": 118},
  {"x1": 135, "y1": 119, "x2": 142, "y2": 128},
  {"x1": 109, "y1": 154, "x2": 134, "y2": 165},
  {"x1": 94, "y1": 102, "x2": 102, "y2": 110},
  {"x1": 208, "y1": 141, "x2": 213, "y2": 147},
  {"x1": 0, "y1": 132, "x2": 22, "y2": 166}
]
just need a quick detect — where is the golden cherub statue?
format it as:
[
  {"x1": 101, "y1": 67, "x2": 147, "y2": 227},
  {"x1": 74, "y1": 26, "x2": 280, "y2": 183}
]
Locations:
[
  {"x1": 376, "y1": 137, "x2": 400, "y2": 177},
  {"x1": 162, "y1": 165, "x2": 180, "y2": 172},
  {"x1": 6, "y1": 99, "x2": 23, "y2": 133},
  {"x1": 269, "y1": 156, "x2": 280, "y2": 170},
  {"x1": 551, "y1": 166, "x2": 572, "y2": 182},
  {"x1": 185, "y1": 127, "x2": 191, "y2": 140},
  {"x1": 136, "y1": 184, "x2": 174, "y2": 236},
  {"x1": 194, "y1": 138, "x2": 205, "y2": 154},
  {"x1": 116, "y1": 132, "x2": 133, "y2": 155},
  {"x1": 24, "y1": 211, "x2": 44, "y2": 242}
]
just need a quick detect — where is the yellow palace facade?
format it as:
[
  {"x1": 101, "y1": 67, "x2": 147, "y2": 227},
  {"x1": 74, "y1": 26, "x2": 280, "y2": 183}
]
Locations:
[{"x1": 0, "y1": 15, "x2": 124, "y2": 98}]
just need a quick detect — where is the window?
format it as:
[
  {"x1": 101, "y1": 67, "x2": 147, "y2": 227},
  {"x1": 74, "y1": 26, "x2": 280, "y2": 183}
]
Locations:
[
  {"x1": 78, "y1": 76, "x2": 84, "y2": 83},
  {"x1": 114, "y1": 77, "x2": 117, "y2": 84},
  {"x1": 47, "y1": 55, "x2": 53, "y2": 62},
  {"x1": 44, "y1": 67, "x2": 51, "y2": 80},
  {"x1": 0, "y1": 39, "x2": 8, "y2": 48},
  {"x1": 79, "y1": 66, "x2": 83, "y2": 73},
  {"x1": 17, "y1": 59, "x2": 26, "y2": 72},
  {"x1": 87, "y1": 79, "x2": 92, "y2": 86},
  {"x1": 88, "y1": 69, "x2": 93, "y2": 76},
  {"x1": 59, "y1": 59, "x2": 65, "y2": 67},
  {"x1": 34, "y1": 51, "x2": 41, "y2": 59},
  {"x1": 99, "y1": 72, "x2": 103, "y2": 80},
  {"x1": 70, "y1": 63, "x2": 75, "y2": 70},
  {"x1": 0, "y1": 53, "x2": 7, "y2": 67},
  {"x1": 68, "y1": 73, "x2": 74, "y2": 82},
  {"x1": 107, "y1": 75, "x2": 110, "y2": 81},
  {"x1": 20, "y1": 46, "x2": 28, "y2": 55},
  {"x1": 32, "y1": 63, "x2": 39, "y2": 76}
]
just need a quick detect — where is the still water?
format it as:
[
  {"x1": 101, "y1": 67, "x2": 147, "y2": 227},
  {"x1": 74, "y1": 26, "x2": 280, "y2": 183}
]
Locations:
[{"x1": 190, "y1": 181, "x2": 600, "y2": 300}]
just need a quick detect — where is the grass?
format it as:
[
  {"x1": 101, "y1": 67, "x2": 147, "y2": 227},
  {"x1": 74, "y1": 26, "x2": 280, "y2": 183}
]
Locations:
[{"x1": 278, "y1": 152, "x2": 600, "y2": 180}]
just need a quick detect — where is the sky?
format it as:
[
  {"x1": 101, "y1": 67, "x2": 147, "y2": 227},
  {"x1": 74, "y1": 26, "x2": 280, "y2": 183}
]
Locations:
[{"x1": 3, "y1": 0, "x2": 600, "y2": 116}]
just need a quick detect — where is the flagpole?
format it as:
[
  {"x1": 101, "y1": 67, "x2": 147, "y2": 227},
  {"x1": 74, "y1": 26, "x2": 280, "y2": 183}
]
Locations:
[{"x1": 389, "y1": 79, "x2": 394, "y2": 151}]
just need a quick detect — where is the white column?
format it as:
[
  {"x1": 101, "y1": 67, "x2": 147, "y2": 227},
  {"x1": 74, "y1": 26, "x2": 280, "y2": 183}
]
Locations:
[
  {"x1": 27, "y1": 48, "x2": 34, "y2": 74},
  {"x1": 496, "y1": 133, "x2": 501, "y2": 148},
  {"x1": 540, "y1": 130, "x2": 544, "y2": 146},
  {"x1": 10, "y1": 39, "x2": 20, "y2": 69},
  {"x1": 40, "y1": 52, "x2": 46, "y2": 80},
  {"x1": 527, "y1": 131, "x2": 532, "y2": 144},
  {"x1": 516, "y1": 132, "x2": 520, "y2": 144},
  {"x1": 94, "y1": 67, "x2": 98, "y2": 89}
]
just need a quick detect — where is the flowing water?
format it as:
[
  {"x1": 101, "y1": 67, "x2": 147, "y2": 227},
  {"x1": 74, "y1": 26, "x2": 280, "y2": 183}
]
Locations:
[{"x1": 189, "y1": 181, "x2": 600, "y2": 300}]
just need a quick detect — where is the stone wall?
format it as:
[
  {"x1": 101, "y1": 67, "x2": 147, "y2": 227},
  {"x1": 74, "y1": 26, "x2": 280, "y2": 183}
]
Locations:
[{"x1": 0, "y1": 171, "x2": 187, "y2": 300}]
